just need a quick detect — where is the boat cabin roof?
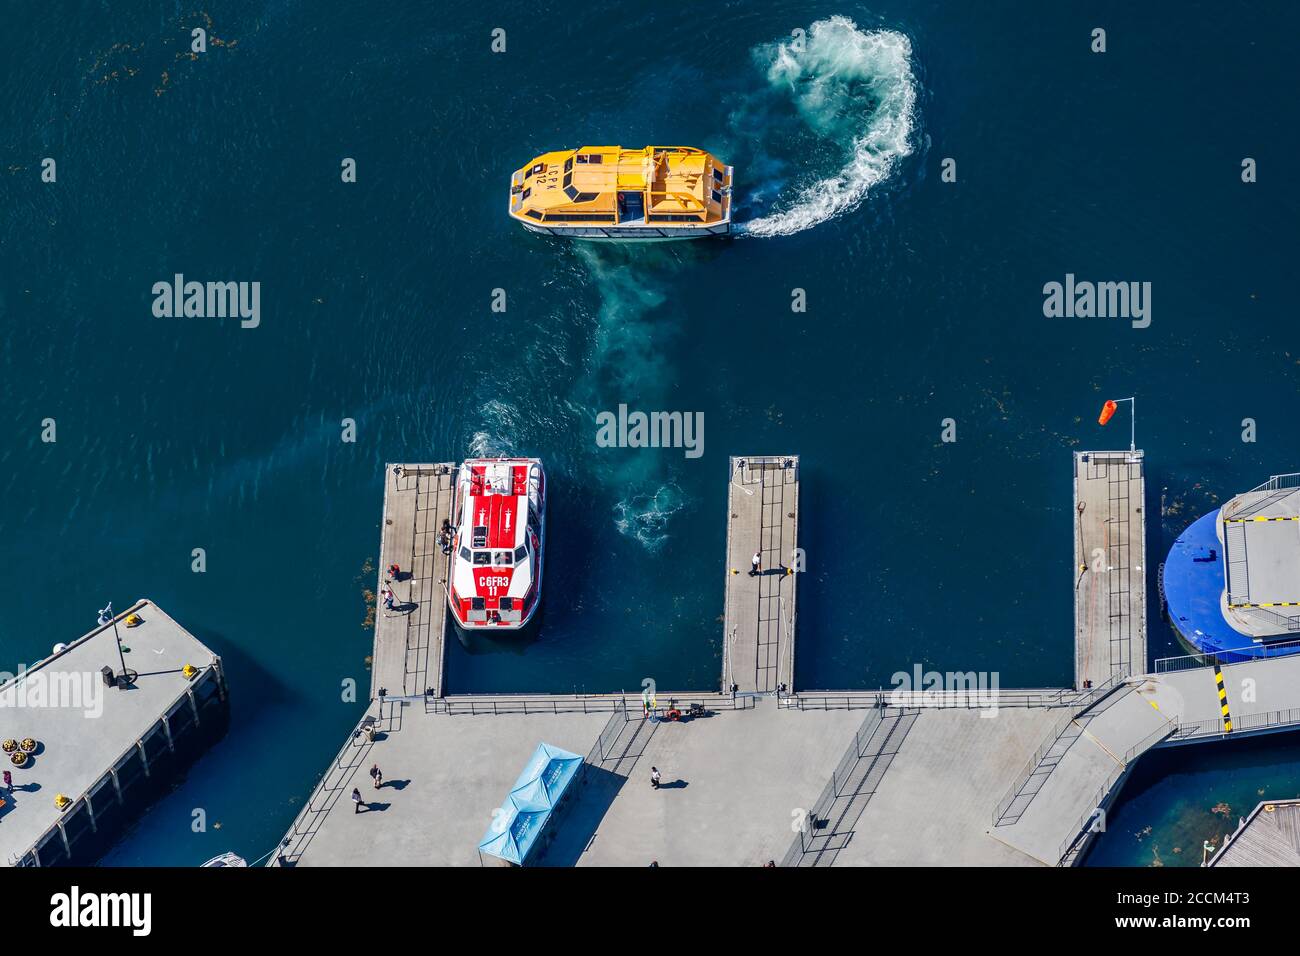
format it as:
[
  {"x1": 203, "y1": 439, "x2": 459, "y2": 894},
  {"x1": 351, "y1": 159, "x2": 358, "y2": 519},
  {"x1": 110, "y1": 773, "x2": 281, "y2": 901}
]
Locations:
[{"x1": 511, "y1": 146, "x2": 730, "y2": 225}]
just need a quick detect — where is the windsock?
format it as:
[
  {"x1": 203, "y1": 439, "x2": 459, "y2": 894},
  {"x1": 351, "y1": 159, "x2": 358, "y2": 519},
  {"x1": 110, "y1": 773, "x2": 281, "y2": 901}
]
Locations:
[{"x1": 1098, "y1": 400, "x2": 1118, "y2": 425}]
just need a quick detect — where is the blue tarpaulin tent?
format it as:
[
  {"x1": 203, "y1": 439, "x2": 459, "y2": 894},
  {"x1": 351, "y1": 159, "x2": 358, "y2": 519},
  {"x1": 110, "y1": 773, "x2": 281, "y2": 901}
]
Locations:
[{"x1": 478, "y1": 742, "x2": 584, "y2": 864}]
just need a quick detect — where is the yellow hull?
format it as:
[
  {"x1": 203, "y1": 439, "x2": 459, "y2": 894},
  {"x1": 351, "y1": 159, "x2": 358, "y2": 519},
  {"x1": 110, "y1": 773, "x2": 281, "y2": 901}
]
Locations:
[{"x1": 510, "y1": 146, "x2": 732, "y2": 240}]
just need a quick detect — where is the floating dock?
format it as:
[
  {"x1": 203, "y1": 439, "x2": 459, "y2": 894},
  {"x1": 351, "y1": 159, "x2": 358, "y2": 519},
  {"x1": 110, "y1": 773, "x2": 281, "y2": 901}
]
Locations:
[
  {"x1": 278, "y1": 449, "x2": 1300, "y2": 869},
  {"x1": 1074, "y1": 450, "x2": 1147, "y2": 688},
  {"x1": 1209, "y1": 798, "x2": 1300, "y2": 866},
  {"x1": 370, "y1": 463, "x2": 456, "y2": 699},
  {"x1": 723, "y1": 456, "x2": 799, "y2": 695},
  {"x1": 1, "y1": 600, "x2": 227, "y2": 866}
]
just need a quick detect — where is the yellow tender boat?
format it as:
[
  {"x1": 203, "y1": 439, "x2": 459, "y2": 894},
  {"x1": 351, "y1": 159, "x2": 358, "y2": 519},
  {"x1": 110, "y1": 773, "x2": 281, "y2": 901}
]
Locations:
[{"x1": 510, "y1": 146, "x2": 732, "y2": 240}]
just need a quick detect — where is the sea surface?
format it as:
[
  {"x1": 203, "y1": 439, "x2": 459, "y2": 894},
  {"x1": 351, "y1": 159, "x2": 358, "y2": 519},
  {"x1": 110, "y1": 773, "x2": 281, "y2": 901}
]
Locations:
[{"x1": 2, "y1": 1, "x2": 1298, "y2": 866}]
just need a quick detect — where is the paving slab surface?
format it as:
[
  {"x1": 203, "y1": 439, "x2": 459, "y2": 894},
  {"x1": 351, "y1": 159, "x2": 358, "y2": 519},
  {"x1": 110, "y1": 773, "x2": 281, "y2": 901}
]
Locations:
[{"x1": 0, "y1": 600, "x2": 219, "y2": 864}]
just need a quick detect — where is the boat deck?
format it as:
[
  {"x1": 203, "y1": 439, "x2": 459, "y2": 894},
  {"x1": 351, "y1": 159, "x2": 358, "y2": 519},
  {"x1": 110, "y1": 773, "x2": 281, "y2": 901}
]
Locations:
[
  {"x1": 370, "y1": 463, "x2": 456, "y2": 700},
  {"x1": 722, "y1": 456, "x2": 799, "y2": 695}
]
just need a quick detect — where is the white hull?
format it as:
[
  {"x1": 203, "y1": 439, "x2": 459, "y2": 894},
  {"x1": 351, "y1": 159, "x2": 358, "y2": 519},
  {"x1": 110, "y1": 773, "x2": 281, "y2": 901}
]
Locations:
[
  {"x1": 521, "y1": 222, "x2": 730, "y2": 241},
  {"x1": 448, "y1": 458, "x2": 545, "y2": 631}
]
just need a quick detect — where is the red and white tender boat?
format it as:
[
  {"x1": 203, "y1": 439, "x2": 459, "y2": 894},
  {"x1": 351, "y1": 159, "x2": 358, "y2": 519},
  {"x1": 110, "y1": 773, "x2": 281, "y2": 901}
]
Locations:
[{"x1": 447, "y1": 457, "x2": 546, "y2": 629}]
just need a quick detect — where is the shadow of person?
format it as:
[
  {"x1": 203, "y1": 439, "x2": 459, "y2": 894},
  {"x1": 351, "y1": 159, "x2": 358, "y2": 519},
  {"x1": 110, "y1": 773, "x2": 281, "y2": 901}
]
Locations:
[
  {"x1": 384, "y1": 779, "x2": 411, "y2": 791},
  {"x1": 660, "y1": 780, "x2": 689, "y2": 790},
  {"x1": 364, "y1": 802, "x2": 392, "y2": 812}
]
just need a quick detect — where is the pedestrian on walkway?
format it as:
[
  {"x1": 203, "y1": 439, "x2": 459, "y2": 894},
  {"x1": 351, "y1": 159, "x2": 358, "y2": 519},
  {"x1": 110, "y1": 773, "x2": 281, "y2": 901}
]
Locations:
[
  {"x1": 352, "y1": 788, "x2": 365, "y2": 813},
  {"x1": 381, "y1": 586, "x2": 395, "y2": 611},
  {"x1": 750, "y1": 551, "x2": 761, "y2": 576},
  {"x1": 2, "y1": 770, "x2": 10, "y2": 792},
  {"x1": 650, "y1": 767, "x2": 661, "y2": 790},
  {"x1": 370, "y1": 763, "x2": 383, "y2": 789}
]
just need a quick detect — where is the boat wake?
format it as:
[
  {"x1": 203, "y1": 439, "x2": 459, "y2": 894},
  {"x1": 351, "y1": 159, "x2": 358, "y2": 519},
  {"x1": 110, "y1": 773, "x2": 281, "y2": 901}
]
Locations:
[
  {"x1": 467, "y1": 399, "x2": 521, "y2": 459},
  {"x1": 732, "y1": 16, "x2": 918, "y2": 238},
  {"x1": 571, "y1": 243, "x2": 694, "y2": 551},
  {"x1": 613, "y1": 483, "x2": 686, "y2": 552}
]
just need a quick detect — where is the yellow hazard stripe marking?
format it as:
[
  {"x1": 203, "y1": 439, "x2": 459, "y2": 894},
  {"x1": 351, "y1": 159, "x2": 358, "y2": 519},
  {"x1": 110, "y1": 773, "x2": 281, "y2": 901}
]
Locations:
[
  {"x1": 1224, "y1": 516, "x2": 1300, "y2": 522},
  {"x1": 1215, "y1": 666, "x2": 1233, "y2": 733},
  {"x1": 1228, "y1": 602, "x2": 1300, "y2": 608}
]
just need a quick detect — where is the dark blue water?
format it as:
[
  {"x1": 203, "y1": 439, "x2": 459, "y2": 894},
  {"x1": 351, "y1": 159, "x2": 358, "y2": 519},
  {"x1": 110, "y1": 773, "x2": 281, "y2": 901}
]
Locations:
[
  {"x1": 1085, "y1": 731, "x2": 1300, "y2": 867},
  {"x1": 2, "y1": 1, "x2": 1298, "y2": 864}
]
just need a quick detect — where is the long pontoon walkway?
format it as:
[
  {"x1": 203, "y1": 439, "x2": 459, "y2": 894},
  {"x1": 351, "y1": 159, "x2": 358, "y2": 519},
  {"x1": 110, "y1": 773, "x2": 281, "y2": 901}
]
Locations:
[
  {"x1": 723, "y1": 456, "x2": 799, "y2": 694},
  {"x1": 1074, "y1": 450, "x2": 1146, "y2": 689},
  {"x1": 370, "y1": 463, "x2": 456, "y2": 700}
]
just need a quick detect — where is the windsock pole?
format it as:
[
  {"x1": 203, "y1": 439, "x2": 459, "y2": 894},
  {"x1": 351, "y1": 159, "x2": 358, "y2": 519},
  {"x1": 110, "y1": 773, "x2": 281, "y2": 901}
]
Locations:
[{"x1": 1098, "y1": 396, "x2": 1136, "y2": 452}]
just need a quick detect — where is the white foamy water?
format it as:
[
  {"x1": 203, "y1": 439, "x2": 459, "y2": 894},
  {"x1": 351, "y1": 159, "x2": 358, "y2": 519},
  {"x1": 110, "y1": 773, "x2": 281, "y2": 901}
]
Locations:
[
  {"x1": 740, "y1": 16, "x2": 917, "y2": 238},
  {"x1": 613, "y1": 483, "x2": 686, "y2": 552}
]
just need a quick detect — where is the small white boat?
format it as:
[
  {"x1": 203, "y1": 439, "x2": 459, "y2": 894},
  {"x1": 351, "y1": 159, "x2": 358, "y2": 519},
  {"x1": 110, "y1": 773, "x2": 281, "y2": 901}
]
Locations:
[
  {"x1": 201, "y1": 851, "x2": 248, "y2": 867},
  {"x1": 448, "y1": 458, "x2": 546, "y2": 629}
]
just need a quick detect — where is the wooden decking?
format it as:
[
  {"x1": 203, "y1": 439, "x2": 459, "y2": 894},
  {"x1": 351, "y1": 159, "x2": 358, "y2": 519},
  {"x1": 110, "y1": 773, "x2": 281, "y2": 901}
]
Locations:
[
  {"x1": 370, "y1": 463, "x2": 456, "y2": 700},
  {"x1": 1211, "y1": 798, "x2": 1300, "y2": 866},
  {"x1": 722, "y1": 456, "x2": 799, "y2": 695},
  {"x1": 1074, "y1": 450, "x2": 1147, "y2": 689}
]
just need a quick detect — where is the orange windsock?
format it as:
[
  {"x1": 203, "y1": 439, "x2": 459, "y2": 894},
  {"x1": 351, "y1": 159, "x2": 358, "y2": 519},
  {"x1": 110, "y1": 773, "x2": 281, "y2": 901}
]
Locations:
[{"x1": 1098, "y1": 400, "x2": 1118, "y2": 426}]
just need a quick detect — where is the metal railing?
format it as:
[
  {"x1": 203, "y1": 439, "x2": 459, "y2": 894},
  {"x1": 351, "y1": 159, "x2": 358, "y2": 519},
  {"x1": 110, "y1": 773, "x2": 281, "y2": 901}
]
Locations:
[
  {"x1": 783, "y1": 708, "x2": 909, "y2": 866},
  {"x1": 1168, "y1": 706, "x2": 1300, "y2": 742},
  {"x1": 1249, "y1": 472, "x2": 1300, "y2": 493},
  {"x1": 780, "y1": 678, "x2": 1125, "y2": 712},
  {"x1": 1057, "y1": 762, "x2": 1126, "y2": 865},
  {"x1": 431, "y1": 692, "x2": 754, "y2": 717},
  {"x1": 826, "y1": 710, "x2": 887, "y2": 797},
  {"x1": 592, "y1": 700, "x2": 631, "y2": 762},
  {"x1": 1055, "y1": 708, "x2": 1300, "y2": 865},
  {"x1": 1155, "y1": 637, "x2": 1300, "y2": 672},
  {"x1": 1124, "y1": 718, "x2": 1177, "y2": 763},
  {"x1": 991, "y1": 707, "x2": 1080, "y2": 827},
  {"x1": 1236, "y1": 606, "x2": 1300, "y2": 633}
]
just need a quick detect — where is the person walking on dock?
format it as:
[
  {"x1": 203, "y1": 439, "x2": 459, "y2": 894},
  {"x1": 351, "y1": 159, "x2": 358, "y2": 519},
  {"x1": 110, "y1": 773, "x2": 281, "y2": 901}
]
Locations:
[
  {"x1": 381, "y1": 585, "x2": 395, "y2": 611},
  {"x1": 370, "y1": 763, "x2": 383, "y2": 789},
  {"x1": 650, "y1": 767, "x2": 661, "y2": 790},
  {"x1": 750, "y1": 551, "x2": 761, "y2": 576},
  {"x1": 2, "y1": 770, "x2": 10, "y2": 792},
  {"x1": 352, "y1": 787, "x2": 365, "y2": 813}
]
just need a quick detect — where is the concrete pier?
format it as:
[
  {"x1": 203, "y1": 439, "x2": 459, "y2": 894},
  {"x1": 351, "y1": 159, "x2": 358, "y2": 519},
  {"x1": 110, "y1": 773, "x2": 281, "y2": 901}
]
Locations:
[
  {"x1": 723, "y1": 456, "x2": 799, "y2": 695},
  {"x1": 1074, "y1": 450, "x2": 1147, "y2": 688},
  {"x1": 278, "y1": 450, "x2": 1300, "y2": 869},
  {"x1": 1, "y1": 600, "x2": 227, "y2": 866},
  {"x1": 371, "y1": 463, "x2": 456, "y2": 699}
]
